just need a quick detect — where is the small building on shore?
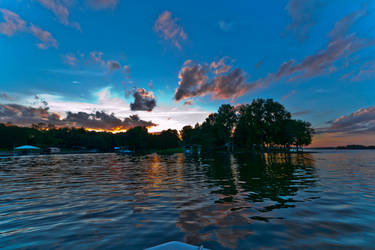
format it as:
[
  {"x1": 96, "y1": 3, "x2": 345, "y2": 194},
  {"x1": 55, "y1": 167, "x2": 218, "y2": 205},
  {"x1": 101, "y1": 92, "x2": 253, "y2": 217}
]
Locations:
[
  {"x1": 14, "y1": 145, "x2": 41, "y2": 155},
  {"x1": 48, "y1": 147, "x2": 61, "y2": 154}
]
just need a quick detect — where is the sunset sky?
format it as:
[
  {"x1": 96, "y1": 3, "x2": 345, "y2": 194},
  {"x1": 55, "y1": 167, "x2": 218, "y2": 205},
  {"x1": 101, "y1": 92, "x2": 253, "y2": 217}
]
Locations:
[{"x1": 1, "y1": 0, "x2": 375, "y2": 147}]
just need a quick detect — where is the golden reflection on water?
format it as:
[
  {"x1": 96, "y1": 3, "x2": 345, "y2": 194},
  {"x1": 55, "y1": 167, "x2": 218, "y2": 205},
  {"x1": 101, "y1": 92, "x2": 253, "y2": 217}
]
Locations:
[{"x1": 2, "y1": 151, "x2": 374, "y2": 249}]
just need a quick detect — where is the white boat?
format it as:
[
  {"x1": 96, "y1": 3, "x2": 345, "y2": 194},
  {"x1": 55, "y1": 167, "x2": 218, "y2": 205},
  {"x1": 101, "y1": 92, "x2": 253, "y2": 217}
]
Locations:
[{"x1": 145, "y1": 241, "x2": 209, "y2": 250}]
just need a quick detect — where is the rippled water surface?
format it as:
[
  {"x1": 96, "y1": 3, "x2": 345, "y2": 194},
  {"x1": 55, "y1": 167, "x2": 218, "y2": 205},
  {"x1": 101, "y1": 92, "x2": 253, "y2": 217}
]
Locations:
[{"x1": 1, "y1": 150, "x2": 375, "y2": 249}]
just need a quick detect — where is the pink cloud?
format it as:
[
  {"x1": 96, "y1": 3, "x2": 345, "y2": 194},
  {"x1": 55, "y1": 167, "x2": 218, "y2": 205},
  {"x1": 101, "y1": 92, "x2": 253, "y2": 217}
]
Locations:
[
  {"x1": 0, "y1": 9, "x2": 26, "y2": 36},
  {"x1": 282, "y1": 90, "x2": 296, "y2": 101},
  {"x1": 0, "y1": 9, "x2": 58, "y2": 50},
  {"x1": 210, "y1": 57, "x2": 232, "y2": 75},
  {"x1": 35, "y1": 0, "x2": 80, "y2": 30},
  {"x1": 154, "y1": 11, "x2": 187, "y2": 49},
  {"x1": 29, "y1": 24, "x2": 58, "y2": 49},
  {"x1": 62, "y1": 53, "x2": 78, "y2": 66}
]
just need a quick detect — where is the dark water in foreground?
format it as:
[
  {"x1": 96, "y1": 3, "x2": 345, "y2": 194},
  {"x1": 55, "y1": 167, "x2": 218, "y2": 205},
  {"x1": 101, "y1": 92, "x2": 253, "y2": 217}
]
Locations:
[{"x1": 0, "y1": 150, "x2": 375, "y2": 249}]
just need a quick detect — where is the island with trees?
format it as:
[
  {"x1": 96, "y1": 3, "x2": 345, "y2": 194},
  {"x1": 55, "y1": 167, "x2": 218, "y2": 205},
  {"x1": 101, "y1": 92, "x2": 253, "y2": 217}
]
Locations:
[
  {"x1": 181, "y1": 98, "x2": 313, "y2": 152},
  {"x1": 0, "y1": 99, "x2": 313, "y2": 155}
]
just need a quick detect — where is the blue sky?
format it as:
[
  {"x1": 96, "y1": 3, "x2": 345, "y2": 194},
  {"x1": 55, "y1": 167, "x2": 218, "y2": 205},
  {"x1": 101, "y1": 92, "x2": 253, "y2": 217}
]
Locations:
[{"x1": 1, "y1": 0, "x2": 375, "y2": 146}]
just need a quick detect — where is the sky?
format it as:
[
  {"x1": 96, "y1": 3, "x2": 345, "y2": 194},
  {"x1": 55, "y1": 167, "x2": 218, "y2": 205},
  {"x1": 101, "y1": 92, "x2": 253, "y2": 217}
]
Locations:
[{"x1": 1, "y1": 0, "x2": 375, "y2": 147}]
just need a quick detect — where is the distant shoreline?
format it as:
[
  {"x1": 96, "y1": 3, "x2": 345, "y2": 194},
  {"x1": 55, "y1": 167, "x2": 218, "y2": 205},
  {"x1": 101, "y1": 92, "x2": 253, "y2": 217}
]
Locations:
[{"x1": 306, "y1": 145, "x2": 375, "y2": 150}]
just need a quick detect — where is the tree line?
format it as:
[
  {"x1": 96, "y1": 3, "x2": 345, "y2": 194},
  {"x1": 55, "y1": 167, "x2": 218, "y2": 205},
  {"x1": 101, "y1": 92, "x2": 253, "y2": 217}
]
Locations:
[
  {"x1": 0, "y1": 98, "x2": 313, "y2": 153},
  {"x1": 181, "y1": 98, "x2": 313, "y2": 152},
  {"x1": 0, "y1": 124, "x2": 180, "y2": 152}
]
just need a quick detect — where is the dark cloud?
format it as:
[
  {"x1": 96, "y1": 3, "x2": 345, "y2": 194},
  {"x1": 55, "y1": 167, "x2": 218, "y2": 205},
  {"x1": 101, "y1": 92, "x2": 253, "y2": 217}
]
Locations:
[
  {"x1": 0, "y1": 104, "x2": 60, "y2": 126},
  {"x1": 107, "y1": 60, "x2": 121, "y2": 71},
  {"x1": 0, "y1": 104, "x2": 156, "y2": 130},
  {"x1": 174, "y1": 63, "x2": 208, "y2": 101},
  {"x1": 184, "y1": 100, "x2": 193, "y2": 106},
  {"x1": 130, "y1": 88, "x2": 157, "y2": 112},
  {"x1": 285, "y1": 0, "x2": 322, "y2": 41},
  {"x1": 207, "y1": 68, "x2": 249, "y2": 100},
  {"x1": 88, "y1": 52, "x2": 125, "y2": 73},
  {"x1": 65, "y1": 111, "x2": 156, "y2": 130},
  {"x1": 174, "y1": 60, "x2": 249, "y2": 101},
  {"x1": 317, "y1": 107, "x2": 375, "y2": 135}
]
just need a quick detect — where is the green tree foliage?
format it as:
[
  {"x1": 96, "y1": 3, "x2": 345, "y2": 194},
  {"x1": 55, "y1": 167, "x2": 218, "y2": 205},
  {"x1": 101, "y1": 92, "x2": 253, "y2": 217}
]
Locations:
[
  {"x1": 0, "y1": 124, "x2": 181, "y2": 152},
  {"x1": 0, "y1": 99, "x2": 312, "y2": 153},
  {"x1": 183, "y1": 99, "x2": 313, "y2": 151}
]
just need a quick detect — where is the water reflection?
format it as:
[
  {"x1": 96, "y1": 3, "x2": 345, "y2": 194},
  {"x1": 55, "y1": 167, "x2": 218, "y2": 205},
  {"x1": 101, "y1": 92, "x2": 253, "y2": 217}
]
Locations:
[
  {"x1": 1, "y1": 151, "x2": 374, "y2": 249},
  {"x1": 177, "y1": 152, "x2": 318, "y2": 248}
]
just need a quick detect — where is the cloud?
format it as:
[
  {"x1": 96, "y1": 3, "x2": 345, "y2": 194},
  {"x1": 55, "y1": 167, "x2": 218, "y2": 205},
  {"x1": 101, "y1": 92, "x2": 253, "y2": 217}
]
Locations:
[
  {"x1": 6, "y1": 88, "x2": 211, "y2": 133},
  {"x1": 0, "y1": 8, "x2": 26, "y2": 36},
  {"x1": 328, "y1": 6, "x2": 366, "y2": 41},
  {"x1": 282, "y1": 90, "x2": 296, "y2": 101},
  {"x1": 35, "y1": 0, "x2": 80, "y2": 30},
  {"x1": 35, "y1": 0, "x2": 118, "y2": 30},
  {"x1": 154, "y1": 11, "x2": 187, "y2": 49},
  {"x1": 210, "y1": 57, "x2": 232, "y2": 75},
  {"x1": 86, "y1": 0, "x2": 118, "y2": 10},
  {"x1": 30, "y1": 24, "x2": 58, "y2": 49},
  {"x1": 277, "y1": 7, "x2": 371, "y2": 81},
  {"x1": 88, "y1": 51, "x2": 128, "y2": 74},
  {"x1": 34, "y1": 95, "x2": 49, "y2": 107},
  {"x1": 174, "y1": 60, "x2": 249, "y2": 101},
  {"x1": 89, "y1": 51, "x2": 105, "y2": 65},
  {"x1": 130, "y1": 88, "x2": 157, "y2": 112},
  {"x1": 123, "y1": 65, "x2": 130, "y2": 73},
  {"x1": 64, "y1": 111, "x2": 156, "y2": 130},
  {"x1": 275, "y1": 36, "x2": 366, "y2": 80},
  {"x1": 317, "y1": 107, "x2": 375, "y2": 135},
  {"x1": 218, "y1": 21, "x2": 232, "y2": 32},
  {"x1": 285, "y1": 0, "x2": 322, "y2": 41},
  {"x1": 147, "y1": 80, "x2": 153, "y2": 89},
  {"x1": 254, "y1": 60, "x2": 263, "y2": 70},
  {"x1": 246, "y1": 6, "x2": 374, "y2": 92},
  {"x1": 107, "y1": 60, "x2": 121, "y2": 71},
  {"x1": 0, "y1": 93, "x2": 14, "y2": 101},
  {"x1": 0, "y1": 103, "x2": 156, "y2": 130},
  {"x1": 174, "y1": 62, "x2": 208, "y2": 101},
  {"x1": 184, "y1": 100, "x2": 193, "y2": 106},
  {"x1": 62, "y1": 53, "x2": 78, "y2": 66},
  {"x1": 0, "y1": 9, "x2": 58, "y2": 49},
  {"x1": 350, "y1": 60, "x2": 375, "y2": 82},
  {"x1": 0, "y1": 104, "x2": 60, "y2": 126}
]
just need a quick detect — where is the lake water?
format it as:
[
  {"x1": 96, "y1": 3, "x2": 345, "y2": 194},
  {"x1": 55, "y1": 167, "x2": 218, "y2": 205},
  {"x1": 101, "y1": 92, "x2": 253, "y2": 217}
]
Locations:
[{"x1": 0, "y1": 150, "x2": 375, "y2": 249}]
